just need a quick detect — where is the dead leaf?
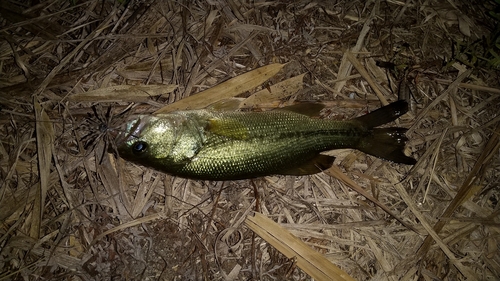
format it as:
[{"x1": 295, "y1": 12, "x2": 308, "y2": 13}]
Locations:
[
  {"x1": 154, "y1": 63, "x2": 286, "y2": 113},
  {"x1": 68, "y1": 84, "x2": 177, "y2": 102},
  {"x1": 241, "y1": 73, "x2": 305, "y2": 108},
  {"x1": 245, "y1": 212, "x2": 355, "y2": 281},
  {"x1": 32, "y1": 99, "x2": 54, "y2": 239}
]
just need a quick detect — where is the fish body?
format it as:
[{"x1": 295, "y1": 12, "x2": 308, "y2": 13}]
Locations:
[{"x1": 114, "y1": 101, "x2": 416, "y2": 180}]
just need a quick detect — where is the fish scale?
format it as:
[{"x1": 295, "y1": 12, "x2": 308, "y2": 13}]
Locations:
[
  {"x1": 174, "y1": 111, "x2": 363, "y2": 179},
  {"x1": 114, "y1": 101, "x2": 416, "y2": 180}
]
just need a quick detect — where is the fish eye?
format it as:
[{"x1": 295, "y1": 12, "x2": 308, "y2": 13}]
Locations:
[{"x1": 132, "y1": 141, "x2": 148, "y2": 155}]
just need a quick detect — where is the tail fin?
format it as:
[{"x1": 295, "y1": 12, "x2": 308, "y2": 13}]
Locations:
[
  {"x1": 354, "y1": 100, "x2": 409, "y2": 129},
  {"x1": 355, "y1": 101, "x2": 416, "y2": 165}
]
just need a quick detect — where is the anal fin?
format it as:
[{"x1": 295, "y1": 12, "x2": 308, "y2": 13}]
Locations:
[{"x1": 279, "y1": 154, "x2": 336, "y2": 176}]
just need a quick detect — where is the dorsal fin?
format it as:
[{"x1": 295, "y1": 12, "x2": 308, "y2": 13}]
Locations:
[
  {"x1": 206, "y1": 98, "x2": 245, "y2": 112},
  {"x1": 278, "y1": 103, "x2": 325, "y2": 117}
]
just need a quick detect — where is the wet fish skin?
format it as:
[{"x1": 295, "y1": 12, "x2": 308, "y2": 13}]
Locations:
[{"x1": 114, "y1": 101, "x2": 416, "y2": 180}]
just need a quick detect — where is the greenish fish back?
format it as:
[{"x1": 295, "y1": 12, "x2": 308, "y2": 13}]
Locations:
[{"x1": 114, "y1": 101, "x2": 416, "y2": 180}]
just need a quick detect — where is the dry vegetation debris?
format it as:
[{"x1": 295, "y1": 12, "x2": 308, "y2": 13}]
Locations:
[{"x1": 1, "y1": 0, "x2": 499, "y2": 280}]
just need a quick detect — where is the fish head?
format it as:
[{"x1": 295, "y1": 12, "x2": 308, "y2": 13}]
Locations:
[{"x1": 114, "y1": 114, "x2": 199, "y2": 166}]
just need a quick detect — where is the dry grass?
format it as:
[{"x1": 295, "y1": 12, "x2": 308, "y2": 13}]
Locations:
[{"x1": 1, "y1": 0, "x2": 499, "y2": 280}]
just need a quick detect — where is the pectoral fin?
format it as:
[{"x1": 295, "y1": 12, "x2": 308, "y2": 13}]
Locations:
[
  {"x1": 207, "y1": 119, "x2": 249, "y2": 140},
  {"x1": 279, "y1": 154, "x2": 336, "y2": 175}
]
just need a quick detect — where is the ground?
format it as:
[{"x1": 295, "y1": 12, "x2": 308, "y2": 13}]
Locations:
[{"x1": 0, "y1": 1, "x2": 499, "y2": 280}]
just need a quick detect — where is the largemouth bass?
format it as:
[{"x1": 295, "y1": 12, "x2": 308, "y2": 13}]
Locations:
[{"x1": 114, "y1": 100, "x2": 416, "y2": 180}]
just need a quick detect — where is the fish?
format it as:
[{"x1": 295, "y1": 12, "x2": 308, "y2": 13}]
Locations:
[{"x1": 113, "y1": 100, "x2": 416, "y2": 180}]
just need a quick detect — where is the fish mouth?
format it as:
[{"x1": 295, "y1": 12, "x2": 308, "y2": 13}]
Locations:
[{"x1": 113, "y1": 115, "x2": 152, "y2": 146}]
